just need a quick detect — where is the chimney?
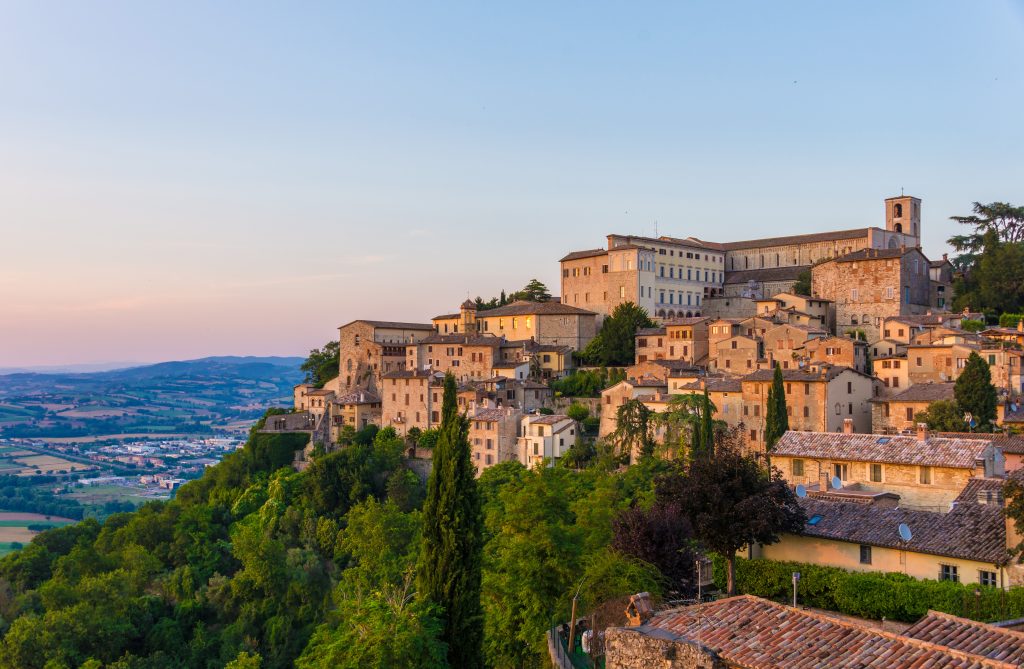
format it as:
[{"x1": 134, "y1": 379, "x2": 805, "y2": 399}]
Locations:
[
  {"x1": 625, "y1": 592, "x2": 653, "y2": 626},
  {"x1": 917, "y1": 422, "x2": 929, "y2": 442},
  {"x1": 943, "y1": 253, "x2": 948, "y2": 261},
  {"x1": 1018, "y1": 319, "x2": 1023, "y2": 333},
  {"x1": 820, "y1": 468, "x2": 830, "y2": 491},
  {"x1": 843, "y1": 418, "x2": 854, "y2": 434}
]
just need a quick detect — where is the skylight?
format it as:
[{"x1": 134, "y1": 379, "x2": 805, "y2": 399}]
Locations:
[
  {"x1": 807, "y1": 515, "x2": 823, "y2": 526},
  {"x1": 876, "y1": 437, "x2": 891, "y2": 444}
]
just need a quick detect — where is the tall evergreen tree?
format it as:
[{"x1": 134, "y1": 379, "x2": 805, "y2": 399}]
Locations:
[
  {"x1": 417, "y1": 373, "x2": 484, "y2": 667},
  {"x1": 955, "y1": 352, "x2": 998, "y2": 431},
  {"x1": 692, "y1": 389, "x2": 715, "y2": 461},
  {"x1": 764, "y1": 364, "x2": 789, "y2": 465}
]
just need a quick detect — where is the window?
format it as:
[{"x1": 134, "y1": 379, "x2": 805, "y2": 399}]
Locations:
[
  {"x1": 980, "y1": 570, "x2": 997, "y2": 587},
  {"x1": 803, "y1": 406, "x2": 809, "y2": 418},
  {"x1": 905, "y1": 407, "x2": 913, "y2": 421},
  {"x1": 620, "y1": 286, "x2": 626, "y2": 298},
  {"x1": 859, "y1": 545, "x2": 872, "y2": 565},
  {"x1": 749, "y1": 429, "x2": 757, "y2": 441},
  {"x1": 833, "y1": 463, "x2": 848, "y2": 481},
  {"x1": 792, "y1": 459, "x2": 804, "y2": 476},
  {"x1": 939, "y1": 565, "x2": 959, "y2": 583},
  {"x1": 869, "y1": 463, "x2": 883, "y2": 483},
  {"x1": 851, "y1": 288, "x2": 858, "y2": 301},
  {"x1": 919, "y1": 466, "x2": 931, "y2": 484}
]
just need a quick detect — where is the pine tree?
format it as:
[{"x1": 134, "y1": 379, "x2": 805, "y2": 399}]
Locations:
[
  {"x1": 417, "y1": 373, "x2": 484, "y2": 667},
  {"x1": 764, "y1": 364, "x2": 789, "y2": 465},
  {"x1": 955, "y1": 352, "x2": 998, "y2": 431}
]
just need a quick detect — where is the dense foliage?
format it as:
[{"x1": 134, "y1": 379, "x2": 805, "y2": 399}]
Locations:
[
  {"x1": 0, "y1": 474, "x2": 85, "y2": 520},
  {"x1": 473, "y1": 279, "x2": 552, "y2": 310},
  {"x1": 0, "y1": 407, "x2": 674, "y2": 668},
  {"x1": 764, "y1": 365, "x2": 789, "y2": 460},
  {"x1": 549, "y1": 367, "x2": 626, "y2": 397},
  {"x1": 955, "y1": 352, "x2": 998, "y2": 431},
  {"x1": 948, "y1": 202, "x2": 1024, "y2": 315},
  {"x1": 578, "y1": 302, "x2": 656, "y2": 366},
  {"x1": 914, "y1": 400, "x2": 967, "y2": 432},
  {"x1": 715, "y1": 555, "x2": 1024, "y2": 623},
  {"x1": 300, "y1": 341, "x2": 340, "y2": 388},
  {"x1": 417, "y1": 374, "x2": 484, "y2": 668}
]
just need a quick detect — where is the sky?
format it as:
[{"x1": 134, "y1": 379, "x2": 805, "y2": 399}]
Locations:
[{"x1": 1, "y1": 2, "x2": 1022, "y2": 367}]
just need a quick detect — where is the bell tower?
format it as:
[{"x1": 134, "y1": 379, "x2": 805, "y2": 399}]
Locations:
[{"x1": 885, "y1": 195, "x2": 921, "y2": 239}]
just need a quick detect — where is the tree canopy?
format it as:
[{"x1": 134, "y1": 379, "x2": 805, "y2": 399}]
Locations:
[
  {"x1": 301, "y1": 341, "x2": 340, "y2": 388},
  {"x1": 948, "y1": 202, "x2": 1024, "y2": 314},
  {"x1": 954, "y1": 352, "x2": 998, "y2": 431},
  {"x1": 579, "y1": 302, "x2": 656, "y2": 366}
]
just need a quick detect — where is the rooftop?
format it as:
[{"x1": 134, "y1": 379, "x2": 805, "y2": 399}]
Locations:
[
  {"x1": 882, "y1": 382, "x2": 956, "y2": 403},
  {"x1": 526, "y1": 414, "x2": 571, "y2": 425},
  {"x1": 773, "y1": 430, "x2": 992, "y2": 469},
  {"x1": 724, "y1": 265, "x2": 806, "y2": 285},
  {"x1": 339, "y1": 319, "x2": 434, "y2": 331},
  {"x1": 334, "y1": 389, "x2": 381, "y2": 405},
  {"x1": 478, "y1": 300, "x2": 596, "y2": 318},
  {"x1": 632, "y1": 595, "x2": 1013, "y2": 669},
  {"x1": 419, "y1": 333, "x2": 504, "y2": 346},
  {"x1": 719, "y1": 227, "x2": 875, "y2": 251},
  {"x1": 559, "y1": 248, "x2": 607, "y2": 262},
  {"x1": 798, "y1": 497, "x2": 1007, "y2": 564},
  {"x1": 830, "y1": 247, "x2": 914, "y2": 263},
  {"x1": 903, "y1": 611, "x2": 1024, "y2": 665}
]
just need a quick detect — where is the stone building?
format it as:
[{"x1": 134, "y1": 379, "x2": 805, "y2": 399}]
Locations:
[
  {"x1": 802, "y1": 335, "x2": 868, "y2": 374},
  {"x1": 474, "y1": 300, "x2": 597, "y2": 350},
  {"x1": 871, "y1": 382, "x2": 955, "y2": 434},
  {"x1": 559, "y1": 195, "x2": 924, "y2": 324},
  {"x1": 380, "y1": 369, "x2": 441, "y2": 436},
  {"x1": 906, "y1": 342, "x2": 978, "y2": 385},
  {"x1": 600, "y1": 377, "x2": 668, "y2": 438},
  {"x1": 560, "y1": 234, "x2": 726, "y2": 322},
  {"x1": 337, "y1": 320, "x2": 435, "y2": 392},
  {"x1": 468, "y1": 405, "x2": 522, "y2": 476},
  {"x1": 762, "y1": 323, "x2": 826, "y2": 369},
  {"x1": 738, "y1": 366, "x2": 874, "y2": 452},
  {"x1": 873, "y1": 354, "x2": 910, "y2": 396},
  {"x1": 330, "y1": 388, "x2": 382, "y2": 438},
  {"x1": 771, "y1": 427, "x2": 1001, "y2": 512},
  {"x1": 811, "y1": 246, "x2": 938, "y2": 342},
  {"x1": 406, "y1": 333, "x2": 503, "y2": 381},
  {"x1": 711, "y1": 335, "x2": 763, "y2": 375}
]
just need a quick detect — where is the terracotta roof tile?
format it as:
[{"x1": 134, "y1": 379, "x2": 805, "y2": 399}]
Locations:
[
  {"x1": 904, "y1": 611, "x2": 1024, "y2": 664},
  {"x1": 340, "y1": 319, "x2": 434, "y2": 330},
  {"x1": 478, "y1": 300, "x2": 596, "y2": 317},
  {"x1": 773, "y1": 430, "x2": 992, "y2": 469},
  {"x1": 718, "y1": 227, "x2": 873, "y2": 251},
  {"x1": 883, "y1": 382, "x2": 956, "y2": 403},
  {"x1": 638, "y1": 595, "x2": 1014, "y2": 668},
  {"x1": 559, "y1": 248, "x2": 608, "y2": 262},
  {"x1": 937, "y1": 432, "x2": 1024, "y2": 455},
  {"x1": 724, "y1": 265, "x2": 806, "y2": 285}
]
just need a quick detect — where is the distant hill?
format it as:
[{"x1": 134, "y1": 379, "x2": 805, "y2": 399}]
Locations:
[{"x1": 0, "y1": 356, "x2": 306, "y2": 440}]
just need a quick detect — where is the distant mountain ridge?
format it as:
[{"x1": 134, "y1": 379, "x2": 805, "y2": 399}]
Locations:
[{"x1": 0, "y1": 355, "x2": 306, "y2": 439}]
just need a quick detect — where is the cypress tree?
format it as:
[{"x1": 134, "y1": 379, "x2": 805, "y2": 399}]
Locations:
[
  {"x1": 955, "y1": 352, "x2": 998, "y2": 431},
  {"x1": 691, "y1": 388, "x2": 715, "y2": 461},
  {"x1": 417, "y1": 373, "x2": 483, "y2": 667},
  {"x1": 764, "y1": 364, "x2": 789, "y2": 465}
]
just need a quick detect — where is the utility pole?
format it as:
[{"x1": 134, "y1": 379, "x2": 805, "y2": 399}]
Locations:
[
  {"x1": 567, "y1": 594, "x2": 579, "y2": 653},
  {"x1": 792, "y1": 571, "x2": 800, "y2": 608}
]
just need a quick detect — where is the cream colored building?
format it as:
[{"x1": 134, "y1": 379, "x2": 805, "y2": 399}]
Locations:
[
  {"x1": 475, "y1": 300, "x2": 597, "y2": 350},
  {"x1": 518, "y1": 414, "x2": 578, "y2": 468},
  {"x1": 871, "y1": 383, "x2": 955, "y2": 434},
  {"x1": 468, "y1": 405, "x2": 522, "y2": 476},
  {"x1": 380, "y1": 369, "x2": 441, "y2": 436},
  {"x1": 771, "y1": 427, "x2": 1002, "y2": 512}
]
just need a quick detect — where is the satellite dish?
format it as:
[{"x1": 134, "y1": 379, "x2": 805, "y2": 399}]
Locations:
[
  {"x1": 898, "y1": 523, "x2": 913, "y2": 542},
  {"x1": 796, "y1": 484, "x2": 807, "y2": 498},
  {"x1": 831, "y1": 476, "x2": 842, "y2": 490}
]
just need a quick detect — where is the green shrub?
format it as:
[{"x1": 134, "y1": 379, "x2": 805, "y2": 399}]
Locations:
[
  {"x1": 999, "y1": 314, "x2": 1024, "y2": 328},
  {"x1": 961, "y1": 319, "x2": 985, "y2": 333},
  {"x1": 711, "y1": 555, "x2": 1024, "y2": 623}
]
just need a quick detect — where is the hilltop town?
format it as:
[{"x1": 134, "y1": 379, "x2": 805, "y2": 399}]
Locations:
[{"x1": 261, "y1": 194, "x2": 1024, "y2": 665}]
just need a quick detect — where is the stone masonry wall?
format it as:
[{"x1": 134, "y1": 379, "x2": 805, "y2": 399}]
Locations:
[{"x1": 605, "y1": 627, "x2": 724, "y2": 669}]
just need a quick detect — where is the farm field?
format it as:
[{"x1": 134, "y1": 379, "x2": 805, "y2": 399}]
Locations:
[
  {"x1": 0, "y1": 511, "x2": 76, "y2": 557},
  {"x1": 65, "y1": 484, "x2": 163, "y2": 507}
]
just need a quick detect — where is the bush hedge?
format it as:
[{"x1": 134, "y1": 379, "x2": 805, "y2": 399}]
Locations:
[
  {"x1": 999, "y1": 313, "x2": 1024, "y2": 328},
  {"x1": 712, "y1": 555, "x2": 1024, "y2": 623}
]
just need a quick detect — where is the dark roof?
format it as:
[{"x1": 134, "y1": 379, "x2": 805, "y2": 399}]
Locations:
[
  {"x1": 340, "y1": 319, "x2": 434, "y2": 330},
  {"x1": 679, "y1": 378, "x2": 743, "y2": 393},
  {"x1": 937, "y1": 432, "x2": 1024, "y2": 455},
  {"x1": 432, "y1": 312, "x2": 460, "y2": 321},
  {"x1": 419, "y1": 333, "x2": 504, "y2": 347},
  {"x1": 953, "y1": 478, "x2": 1005, "y2": 506},
  {"x1": 798, "y1": 497, "x2": 1007, "y2": 564},
  {"x1": 491, "y1": 361, "x2": 527, "y2": 369},
  {"x1": 903, "y1": 611, "x2": 1024, "y2": 665},
  {"x1": 742, "y1": 365, "x2": 862, "y2": 383},
  {"x1": 885, "y1": 382, "x2": 956, "y2": 403},
  {"x1": 830, "y1": 247, "x2": 914, "y2": 263},
  {"x1": 887, "y1": 313, "x2": 958, "y2": 327},
  {"x1": 471, "y1": 407, "x2": 520, "y2": 422},
  {"x1": 719, "y1": 227, "x2": 872, "y2": 251},
  {"x1": 724, "y1": 265, "x2": 806, "y2": 285},
  {"x1": 478, "y1": 300, "x2": 596, "y2": 317},
  {"x1": 664, "y1": 317, "x2": 710, "y2": 326},
  {"x1": 526, "y1": 414, "x2": 572, "y2": 425},
  {"x1": 773, "y1": 431, "x2": 992, "y2": 469},
  {"x1": 635, "y1": 595, "x2": 1014, "y2": 669},
  {"x1": 559, "y1": 248, "x2": 607, "y2": 262},
  {"x1": 636, "y1": 327, "x2": 666, "y2": 336}
]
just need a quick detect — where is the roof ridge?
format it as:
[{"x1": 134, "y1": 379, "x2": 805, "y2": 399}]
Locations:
[
  {"x1": 718, "y1": 597, "x2": 1017, "y2": 668},
  {"x1": 920, "y1": 610, "x2": 1024, "y2": 639}
]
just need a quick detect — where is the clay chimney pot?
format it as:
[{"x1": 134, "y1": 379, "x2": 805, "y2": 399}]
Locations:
[
  {"x1": 917, "y1": 422, "x2": 929, "y2": 442},
  {"x1": 842, "y1": 418, "x2": 854, "y2": 434}
]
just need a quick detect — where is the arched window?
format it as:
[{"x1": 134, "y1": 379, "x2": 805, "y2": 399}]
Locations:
[
  {"x1": 346, "y1": 359, "x2": 353, "y2": 371},
  {"x1": 862, "y1": 314, "x2": 870, "y2": 326},
  {"x1": 894, "y1": 223, "x2": 902, "y2": 233},
  {"x1": 894, "y1": 203, "x2": 903, "y2": 218},
  {"x1": 851, "y1": 315, "x2": 859, "y2": 325}
]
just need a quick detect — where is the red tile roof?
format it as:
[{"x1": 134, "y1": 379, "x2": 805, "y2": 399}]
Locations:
[
  {"x1": 903, "y1": 611, "x2": 1024, "y2": 665},
  {"x1": 478, "y1": 300, "x2": 596, "y2": 317},
  {"x1": 639, "y1": 595, "x2": 1014, "y2": 668}
]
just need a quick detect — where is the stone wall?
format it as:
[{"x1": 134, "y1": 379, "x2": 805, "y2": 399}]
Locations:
[{"x1": 605, "y1": 627, "x2": 724, "y2": 669}]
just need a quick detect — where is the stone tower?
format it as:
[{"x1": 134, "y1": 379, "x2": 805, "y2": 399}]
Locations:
[{"x1": 885, "y1": 195, "x2": 921, "y2": 238}]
